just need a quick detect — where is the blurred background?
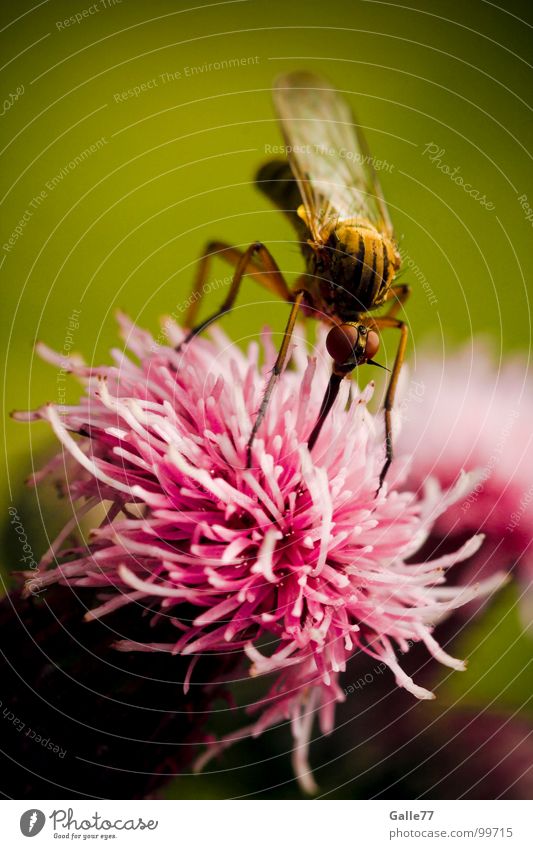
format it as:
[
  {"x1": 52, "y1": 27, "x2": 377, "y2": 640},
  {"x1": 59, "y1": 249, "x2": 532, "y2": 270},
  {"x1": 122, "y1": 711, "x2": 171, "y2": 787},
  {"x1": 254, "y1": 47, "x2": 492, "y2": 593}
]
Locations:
[{"x1": 1, "y1": 0, "x2": 532, "y2": 799}]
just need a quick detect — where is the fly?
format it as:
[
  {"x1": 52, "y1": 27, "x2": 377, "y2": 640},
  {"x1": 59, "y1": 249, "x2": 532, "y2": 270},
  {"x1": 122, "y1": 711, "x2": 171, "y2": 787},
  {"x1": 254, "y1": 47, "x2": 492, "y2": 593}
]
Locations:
[{"x1": 179, "y1": 71, "x2": 410, "y2": 490}]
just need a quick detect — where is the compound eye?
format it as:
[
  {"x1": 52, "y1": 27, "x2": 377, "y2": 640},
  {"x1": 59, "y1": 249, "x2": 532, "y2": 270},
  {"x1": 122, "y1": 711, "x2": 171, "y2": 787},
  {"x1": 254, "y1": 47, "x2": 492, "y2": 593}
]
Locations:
[
  {"x1": 326, "y1": 324, "x2": 359, "y2": 364},
  {"x1": 365, "y1": 330, "x2": 380, "y2": 360}
]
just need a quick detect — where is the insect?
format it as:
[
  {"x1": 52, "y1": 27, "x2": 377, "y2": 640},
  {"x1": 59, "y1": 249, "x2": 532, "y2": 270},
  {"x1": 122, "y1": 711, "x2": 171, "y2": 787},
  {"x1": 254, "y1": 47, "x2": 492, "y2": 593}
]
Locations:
[{"x1": 180, "y1": 71, "x2": 410, "y2": 489}]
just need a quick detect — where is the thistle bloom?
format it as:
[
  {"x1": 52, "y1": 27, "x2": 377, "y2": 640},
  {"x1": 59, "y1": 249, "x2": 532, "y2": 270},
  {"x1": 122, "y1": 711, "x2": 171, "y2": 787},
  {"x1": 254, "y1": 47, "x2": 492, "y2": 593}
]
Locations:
[
  {"x1": 17, "y1": 315, "x2": 505, "y2": 792},
  {"x1": 397, "y1": 341, "x2": 533, "y2": 628}
]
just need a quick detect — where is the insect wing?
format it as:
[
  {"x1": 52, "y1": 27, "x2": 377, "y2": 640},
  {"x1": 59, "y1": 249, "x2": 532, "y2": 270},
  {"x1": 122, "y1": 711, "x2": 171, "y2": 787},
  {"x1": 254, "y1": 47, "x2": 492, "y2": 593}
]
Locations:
[{"x1": 273, "y1": 71, "x2": 394, "y2": 242}]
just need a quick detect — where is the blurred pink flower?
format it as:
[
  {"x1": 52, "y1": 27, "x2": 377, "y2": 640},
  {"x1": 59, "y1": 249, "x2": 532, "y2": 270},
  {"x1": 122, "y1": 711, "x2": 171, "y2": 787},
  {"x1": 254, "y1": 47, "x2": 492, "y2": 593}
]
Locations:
[
  {"x1": 17, "y1": 316, "x2": 505, "y2": 792},
  {"x1": 397, "y1": 341, "x2": 533, "y2": 627}
]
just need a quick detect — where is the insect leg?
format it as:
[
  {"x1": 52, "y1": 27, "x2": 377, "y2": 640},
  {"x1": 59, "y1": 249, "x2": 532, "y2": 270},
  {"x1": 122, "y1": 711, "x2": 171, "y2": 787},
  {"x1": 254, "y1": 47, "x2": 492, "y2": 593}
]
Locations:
[
  {"x1": 246, "y1": 289, "x2": 308, "y2": 467},
  {"x1": 381, "y1": 283, "x2": 411, "y2": 319},
  {"x1": 368, "y1": 315, "x2": 409, "y2": 492},
  {"x1": 180, "y1": 241, "x2": 291, "y2": 347}
]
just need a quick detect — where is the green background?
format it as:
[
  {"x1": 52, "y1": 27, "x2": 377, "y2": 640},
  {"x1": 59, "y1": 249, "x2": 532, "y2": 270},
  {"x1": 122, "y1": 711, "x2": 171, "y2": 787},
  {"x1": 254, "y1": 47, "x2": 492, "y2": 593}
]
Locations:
[{"x1": 1, "y1": 0, "x2": 532, "y2": 798}]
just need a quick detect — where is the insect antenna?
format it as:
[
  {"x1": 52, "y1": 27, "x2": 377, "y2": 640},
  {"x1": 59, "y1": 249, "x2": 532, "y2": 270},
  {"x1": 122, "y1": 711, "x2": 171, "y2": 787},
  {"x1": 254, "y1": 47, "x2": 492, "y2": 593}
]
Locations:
[{"x1": 367, "y1": 359, "x2": 390, "y2": 371}]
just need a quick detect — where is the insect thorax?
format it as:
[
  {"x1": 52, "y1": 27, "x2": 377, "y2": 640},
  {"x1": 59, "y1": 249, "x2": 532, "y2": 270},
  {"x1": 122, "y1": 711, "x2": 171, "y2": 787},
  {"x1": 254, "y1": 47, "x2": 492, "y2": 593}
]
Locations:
[{"x1": 309, "y1": 218, "x2": 400, "y2": 318}]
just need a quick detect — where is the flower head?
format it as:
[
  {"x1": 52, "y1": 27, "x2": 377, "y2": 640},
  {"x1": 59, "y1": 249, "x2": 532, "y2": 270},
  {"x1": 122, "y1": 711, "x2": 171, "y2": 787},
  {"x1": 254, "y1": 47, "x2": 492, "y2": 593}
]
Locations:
[{"x1": 17, "y1": 315, "x2": 505, "y2": 791}]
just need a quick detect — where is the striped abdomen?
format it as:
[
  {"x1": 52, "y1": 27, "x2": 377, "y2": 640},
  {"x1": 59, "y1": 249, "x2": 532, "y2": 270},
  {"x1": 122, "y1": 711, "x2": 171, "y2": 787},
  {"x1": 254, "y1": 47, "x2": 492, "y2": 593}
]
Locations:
[
  {"x1": 314, "y1": 220, "x2": 401, "y2": 318},
  {"x1": 255, "y1": 163, "x2": 401, "y2": 318}
]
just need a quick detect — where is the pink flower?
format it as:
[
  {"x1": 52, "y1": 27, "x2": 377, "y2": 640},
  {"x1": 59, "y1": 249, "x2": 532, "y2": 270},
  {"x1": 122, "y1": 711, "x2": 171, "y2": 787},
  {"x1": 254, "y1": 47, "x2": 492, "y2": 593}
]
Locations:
[
  {"x1": 397, "y1": 341, "x2": 533, "y2": 627},
  {"x1": 16, "y1": 315, "x2": 505, "y2": 792}
]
